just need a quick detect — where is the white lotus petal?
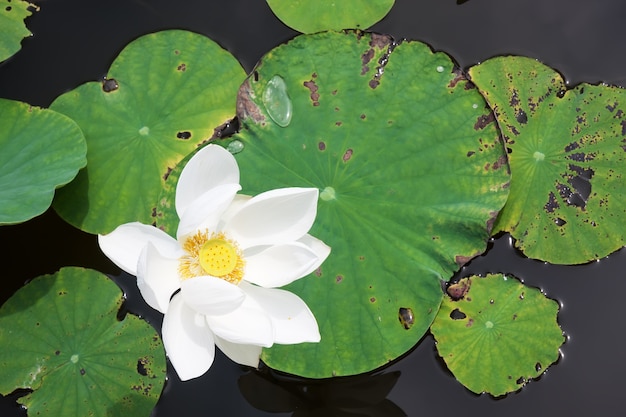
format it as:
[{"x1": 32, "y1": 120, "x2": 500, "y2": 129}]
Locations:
[
  {"x1": 214, "y1": 335, "x2": 262, "y2": 368},
  {"x1": 176, "y1": 183, "x2": 240, "y2": 239},
  {"x1": 205, "y1": 294, "x2": 274, "y2": 347},
  {"x1": 180, "y1": 276, "x2": 246, "y2": 316},
  {"x1": 224, "y1": 187, "x2": 319, "y2": 248},
  {"x1": 240, "y1": 281, "x2": 320, "y2": 344},
  {"x1": 216, "y1": 194, "x2": 251, "y2": 228},
  {"x1": 137, "y1": 243, "x2": 181, "y2": 313},
  {"x1": 175, "y1": 144, "x2": 240, "y2": 217},
  {"x1": 98, "y1": 222, "x2": 182, "y2": 275},
  {"x1": 297, "y1": 234, "x2": 331, "y2": 270},
  {"x1": 243, "y1": 242, "x2": 322, "y2": 288},
  {"x1": 162, "y1": 293, "x2": 216, "y2": 381}
]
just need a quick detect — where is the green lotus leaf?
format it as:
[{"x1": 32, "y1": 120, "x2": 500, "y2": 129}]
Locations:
[
  {"x1": 469, "y1": 56, "x2": 626, "y2": 264},
  {"x1": 0, "y1": 0, "x2": 35, "y2": 62},
  {"x1": 50, "y1": 29, "x2": 246, "y2": 234},
  {"x1": 430, "y1": 274, "x2": 564, "y2": 396},
  {"x1": 218, "y1": 31, "x2": 510, "y2": 378},
  {"x1": 0, "y1": 267, "x2": 166, "y2": 416},
  {"x1": 266, "y1": 0, "x2": 395, "y2": 33},
  {"x1": 0, "y1": 98, "x2": 86, "y2": 225}
]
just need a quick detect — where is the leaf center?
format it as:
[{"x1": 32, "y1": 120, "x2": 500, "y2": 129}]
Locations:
[
  {"x1": 533, "y1": 151, "x2": 545, "y2": 161},
  {"x1": 320, "y1": 186, "x2": 336, "y2": 201}
]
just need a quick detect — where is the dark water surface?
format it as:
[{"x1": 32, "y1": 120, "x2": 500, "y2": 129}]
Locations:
[{"x1": 1, "y1": 0, "x2": 626, "y2": 416}]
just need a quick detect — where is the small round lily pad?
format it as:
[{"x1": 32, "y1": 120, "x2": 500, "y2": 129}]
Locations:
[
  {"x1": 0, "y1": 98, "x2": 86, "y2": 225},
  {"x1": 430, "y1": 274, "x2": 564, "y2": 396},
  {"x1": 266, "y1": 0, "x2": 395, "y2": 33},
  {"x1": 0, "y1": 267, "x2": 166, "y2": 416},
  {"x1": 0, "y1": 0, "x2": 35, "y2": 62},
  {"x1": 469, "y1": 56, "x2": 626, "y2": 264},
  {"x1": 50, "y1": 29, "x2": 246, "y2": 234}
]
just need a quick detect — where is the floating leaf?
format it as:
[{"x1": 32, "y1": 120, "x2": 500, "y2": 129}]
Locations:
[
  {"x1": 0, "y1": 98, "x2": 86, "y2": 225},
  {"x1": 0, "y1": 267, "x2": 166, "y2": 416},
  {"x1": 266, "y1": 0, "x2": 395, "y2": 33},
  {"x1": 469, "y1": 56, "x2": 626, "y2": 264},
  {"x1": 222, "y1": 31, "x2": 510, "y2": 377},
  {"x1": 0, "y1": 0, "x2": 35, "y2": 62},
  {"x1": 430, "y1": 274, "x2": 564, "y2": 396},
  {"x1": 50, "y1": 29, "x2": 246, "y2": 234}
]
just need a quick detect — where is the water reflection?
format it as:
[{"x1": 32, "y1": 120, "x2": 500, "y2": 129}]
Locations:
[{"x1": 238, "y1": 364, "x2": 406, "y2": 417}]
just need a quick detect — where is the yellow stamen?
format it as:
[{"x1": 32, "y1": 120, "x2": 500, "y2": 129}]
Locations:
[{"x1": 179, "y1": 230, "x2": 245, "y2": 284}]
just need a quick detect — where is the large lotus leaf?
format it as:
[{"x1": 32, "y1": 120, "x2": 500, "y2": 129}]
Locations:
[
  {"x1": 430, "y1": 274, "x2": 564, "y2": 396},
  {"x1": 266, "y1": 0, "x2": 395, "y2": 33},
  {"x1": 469, "y1": 56, "x2": 626, "y2": 264},
  {"x1": 224, "y1": 31, "x2": 511, "y2": 378},
  {"x1": 0, "y1": 267, "x2": 166, "y2": 416},
  {"x1": 0, "y1": 98, "x2": 86, "y2": 225},
  {"x1": 0, "y1": 0, "x2": 34, "y2": 62},
  {"x1": 50, "y1": 29, "x2": 246, "y2": 234}
]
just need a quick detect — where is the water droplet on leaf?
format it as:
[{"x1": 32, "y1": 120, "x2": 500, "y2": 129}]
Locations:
[
  {"x1": 227, "y1": 140, "x2": 244, "y2": 154},
  {"x1": 262, "y1": 75, "x2": 293, "y2": 127}
]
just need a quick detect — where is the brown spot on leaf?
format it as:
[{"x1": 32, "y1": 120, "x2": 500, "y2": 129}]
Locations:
[
  {"x1": 370, "y1": 297, "x2": 376, "y2": 303},
  {"x1": 448, "y1": 68, "x2": 465, "y2": 89},
  {"x1": 455, "y1": 254, "x2": 475, "y2": 267},
  {"x1": 510, "y1": 89, "x2": 520, "y2": 106},
  {"x1": 370, "y1": 33, "x2": 392, "y2": 49},
  {"x1": 466, "y1": 318, "x2": 474, "y2": 327},
  {"x1": 336, "y1": 275, "x2": 343, "y2": 283},
  {"x1": 236, "y1": 79, "x2": 266, "y2": 124},
  {"x1": 318, "y1": 141, "x2": 326, "y2": 151},
  {"x1": 474, "y1": 113, "x2": 495, "y2": 130},
  {"x1": 544, "y1": 191, "x2": 559, "y2": 213},
  {"x1": 447, "y1": 278, "x2": 470, "y2": 300},
  {"x1": 343, "y1": 148, "x2": 353, "y2": 162},
  {"x1": 163, "y1": 167, "x2": 172, "y2": 181},
  {"x1": 303, "y1": 79, "x2": 320, "y2": 106},
  {"x1": 564, "y1": 141, "x2": 580, "y2": 152},
  {"x1": 369, "y1": 79, "x2": 380, "y2": 89},
  {"x1": 486, "y1": 210, "x2": 499, "y2": 233},
  {"x1": 361, "y1": 48, "x2": 375, "y2": 75},
  {"x1": 492, "y1": 154, "x2": 508, "y2": 171},
  {"x1": 177, "y1": 63, "x2": 186, "y2": 72}
]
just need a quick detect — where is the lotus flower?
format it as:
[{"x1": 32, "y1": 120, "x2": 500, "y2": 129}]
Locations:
[{"x1": 98, "y1": 144, "x2": 330, "y2": 380}]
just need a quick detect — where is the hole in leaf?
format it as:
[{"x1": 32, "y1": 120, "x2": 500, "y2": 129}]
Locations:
[
  {"x1": 515, "y1": 109, "x2": 528, "y2": 124},
  {"x1": 116, "y1": 300, "x2": 129, "y2": 321},
  {"x1": 176, "y1": 131, "x2": 192, "y2": 140},
  {"x1": 102, "y1": 78, "x2": 119, "y2": 92},
  {"x1": 137, "y1": 358, "x2": 148, "y2": 376},
  {"x1": 450, "y1": 308, "x2": 467, "y2": 320},
  {"x1": 398, "y1": 307, "x2": 414, "y2": 329}
]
